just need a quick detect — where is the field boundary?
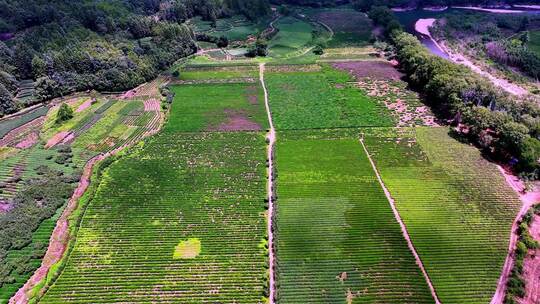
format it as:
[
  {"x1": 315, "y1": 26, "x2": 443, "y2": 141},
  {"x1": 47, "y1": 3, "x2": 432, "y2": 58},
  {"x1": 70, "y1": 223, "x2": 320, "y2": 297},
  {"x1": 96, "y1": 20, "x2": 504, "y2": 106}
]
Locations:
[
  {"x1": 359, "y1": 136, "x2": 442, "y2": 304},
  {"x1": 259, "y1": 63, "x2": 276, "y2": 304}
]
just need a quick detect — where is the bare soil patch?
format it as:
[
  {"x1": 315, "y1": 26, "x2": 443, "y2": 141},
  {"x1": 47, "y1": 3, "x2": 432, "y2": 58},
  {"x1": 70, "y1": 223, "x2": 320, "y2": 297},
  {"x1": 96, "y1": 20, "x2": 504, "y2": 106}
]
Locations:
[
  {"x1": 14, "y1": 132, "x2": 39, "y2": 149},
  {"x1": 519, "y1": 215, "x2": 540, "y2": 304},
  {"x1": 332, "y1": 61, "x2": 403, "y2": 81},
  {"x1": 245, "y1": 85, "x2": 259, "y2": 105},
  {"x1": 75, "y1": 99, "x2": 93, "y2": 113},
  {"x1": 207, "y1": 109, "x2": 262, "y2": 131},
  {"x1": 45, "y1": 131, "x2": 71, "y2": 148},
  {"x1": 0, "y1": 200, "x2": 12, "y2": 213},
  {"x1": 265, "y1": 64, "x2": 321, "y2": 73}
]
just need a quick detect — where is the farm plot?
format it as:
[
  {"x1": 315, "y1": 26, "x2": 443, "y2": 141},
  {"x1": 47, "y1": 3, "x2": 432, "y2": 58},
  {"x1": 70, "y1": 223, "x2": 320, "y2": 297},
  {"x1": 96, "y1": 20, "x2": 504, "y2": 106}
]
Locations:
[
  {"x1": 268, "y1": 17, "x2": 314, "y2": 58},
  {"x1": 528, "y1": 30, "x2": 540, "y2": 56},
  {"x1": 305, "y1": 8, "x2": 373, "y2": 48},
  {"x1": 40, "y1": 131, "x2": 269, "y2": 303},
  {"x1": 333, "y1": 61, "x2": 439, "y2": 127},
  {"x1": 0, "y1": 88, "x2": 162, "y2": 302},
  {"x1": 274, "y1": 129, "x2": 434, "y2": 303},
  {"x1": 166, "y1": 82, "x2": 268, "y2": 132},
  {"x1": 177, "y1": 66, "x2": 259, "y2": 81},
  {"x1": 265, "y1": 65, "x2": 393, "y2": 129},
  {"x1": 362, "y1": 127, "x2": 522, "y2": 304}
]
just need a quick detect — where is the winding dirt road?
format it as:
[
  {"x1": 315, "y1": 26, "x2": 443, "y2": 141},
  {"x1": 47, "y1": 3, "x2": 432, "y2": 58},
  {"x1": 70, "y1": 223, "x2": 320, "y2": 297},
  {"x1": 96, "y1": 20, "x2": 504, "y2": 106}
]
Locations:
[
  {"x1": 10, "y1": 95, "x2": 164, "y2": 304},
  {"x1": 360, "y1": 137, "x2": 442, "y2": 304},
  {"x1": 490, "y1": 166, "x2": 540, "y2": 304},
  {"x1": 259, "y1": 63, "x2": 276, "y2": 304}
]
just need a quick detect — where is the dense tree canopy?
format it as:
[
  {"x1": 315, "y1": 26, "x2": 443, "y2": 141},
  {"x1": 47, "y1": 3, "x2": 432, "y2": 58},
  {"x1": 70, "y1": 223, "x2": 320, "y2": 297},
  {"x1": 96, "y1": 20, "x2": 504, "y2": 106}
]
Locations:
[{"x1": 0, "y1": 0, "x2": 270, "y2": 117}]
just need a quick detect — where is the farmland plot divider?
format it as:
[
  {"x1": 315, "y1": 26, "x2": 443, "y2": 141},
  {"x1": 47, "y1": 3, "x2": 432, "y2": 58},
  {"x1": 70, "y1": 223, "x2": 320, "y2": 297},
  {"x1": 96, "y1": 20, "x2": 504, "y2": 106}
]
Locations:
[
  {"x1": 259, "y1": 63, "x2": 276, "y2": 304},
  {"x1": 359, "y1": 136, "x2": 442, "y2": 304}
]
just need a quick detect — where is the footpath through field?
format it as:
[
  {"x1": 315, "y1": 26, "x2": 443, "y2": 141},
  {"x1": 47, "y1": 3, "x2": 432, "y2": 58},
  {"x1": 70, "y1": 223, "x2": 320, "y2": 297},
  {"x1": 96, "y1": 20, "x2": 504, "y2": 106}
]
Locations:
[
  {"x1": 259, "y1": 63, "x2": 276, "y2": 304},
  {"x1": 359, "y1": 137, "x2": 441, "y2": 304}
]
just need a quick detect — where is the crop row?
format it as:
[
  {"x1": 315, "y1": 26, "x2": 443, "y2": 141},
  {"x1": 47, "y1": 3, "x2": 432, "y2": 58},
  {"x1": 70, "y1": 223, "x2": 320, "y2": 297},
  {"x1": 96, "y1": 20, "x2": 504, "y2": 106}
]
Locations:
[
  {"x1": 362, "y1": 127, "x2": 522, "y2": 304},
  {"x1": 41, "y1": 132, "x2": 269, "y2": 303},
  {"x1": 274, "y1": 130, "x2": 434, "y2": 303}
]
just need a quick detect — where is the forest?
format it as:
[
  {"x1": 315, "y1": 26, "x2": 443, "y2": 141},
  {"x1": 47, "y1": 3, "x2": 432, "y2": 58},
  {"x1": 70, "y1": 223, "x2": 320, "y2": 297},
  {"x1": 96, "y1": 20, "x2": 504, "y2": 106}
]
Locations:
[{"x1": 0, "y1": 0, "x2": 270, "y2": 117}]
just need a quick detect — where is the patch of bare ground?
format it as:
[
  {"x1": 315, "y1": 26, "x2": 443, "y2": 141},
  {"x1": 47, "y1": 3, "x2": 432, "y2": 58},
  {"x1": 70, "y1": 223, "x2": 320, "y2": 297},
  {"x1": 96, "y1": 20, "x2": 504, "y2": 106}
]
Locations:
[
  {"x1": 519, "y1": 215, "x2": 540, "y2": 304},
  {"x1": 10, "y1": 85, "x2": 165, "y2": 304},
  {"x1": 0, "y1": 200, "x2": 12, "y2": 213},
  {"x1": 0, "y1": 117, "x2": 45, "y2": 148},
  {"x1": 332, "y1": 60, "x2": 403, "y2": 80},
  {"x1": 245, "y1": 85, "x2": 259, "y2": 105},
  {"x1": 265, "y1": 64, "x2": 321, "y2": 73},
  {"x1": 335, "y1": 61, "x2": 439, "y2": 127},
  {"x1": 491, "y1": 168, "x2": 540, "y2": 304},
  {"x1": 45, "y1": 131, "x2": 71, "y2": 148},
  {"x1": 172, "y1": 78, "x2": 257, "y2": 85},
  {"x1": 14, "y1": 132, "x2": 39, "y2": 149},
  {"x1": 207, "y1": 109, "x2": 261, "y2": 132},
  {"x1": 75, "y1": 99, "x2": 93, "y2": 112}
]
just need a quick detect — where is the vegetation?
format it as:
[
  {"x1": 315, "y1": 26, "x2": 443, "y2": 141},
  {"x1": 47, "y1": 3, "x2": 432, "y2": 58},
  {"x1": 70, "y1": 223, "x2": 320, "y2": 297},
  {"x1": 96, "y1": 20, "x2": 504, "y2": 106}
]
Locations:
[
  {"x1": 275, "y1": 129, "x2": 434, "y2": 303},
  {"x1": 55, "y1": 104, "x2": 73, "y2": 124},
  {"x1": 166, "y1": 82, "x2": 268, "y2": 132},
  {"x1": 40, "y1": 131, "x2": 269, "y2": 303},
  {"x1": 504, "y1": 204, "x2": 540, "y2": 304},
  {"x1": 0, "y1": 0, "x2": 272, "y2": 118},
  {"x1": 268, "y1": 17, "x2": 314, "y2": 57},
  {"x1": 363, "y1": 127, "x2": 522, "y2": 303},
  {"x1": 433, "y1": 13, "x2": 540, "y2": 79},
  {"x1": 265, "y1": 65, "x2": 394, "y2": 129}
]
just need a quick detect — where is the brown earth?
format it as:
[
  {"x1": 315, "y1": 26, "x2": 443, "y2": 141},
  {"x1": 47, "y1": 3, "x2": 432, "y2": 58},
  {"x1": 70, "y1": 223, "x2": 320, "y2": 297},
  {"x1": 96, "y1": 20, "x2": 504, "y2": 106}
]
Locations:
[
  {"x1": 519, "y1": 215, "x2": 540, "y2": 304},
  {"x1": 332, "y1": 61, "x2": 404, "y2": 81},
  {"x1": 207, "y1": 110, "x2": 261, "y2": 132}
]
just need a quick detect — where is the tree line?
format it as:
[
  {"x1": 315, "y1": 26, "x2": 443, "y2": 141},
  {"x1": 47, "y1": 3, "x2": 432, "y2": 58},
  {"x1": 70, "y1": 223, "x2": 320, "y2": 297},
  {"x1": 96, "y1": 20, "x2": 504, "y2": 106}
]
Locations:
[{"x1": 369, "y1": 5, "x2": 539, "y2": 177}]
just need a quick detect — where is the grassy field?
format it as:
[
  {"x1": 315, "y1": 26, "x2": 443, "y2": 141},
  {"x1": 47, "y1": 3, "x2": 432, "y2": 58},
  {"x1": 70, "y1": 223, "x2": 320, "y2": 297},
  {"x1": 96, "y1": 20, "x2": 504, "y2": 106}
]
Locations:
[
  {"x1": 265, "y1": 65, "x2": 394, "y2": 129},
  {"x1": 363, "y1": 127, "x2": 521, "y2": 303},
  {"x1": 190, "y1": 15, "x2": 270, "y2": 41},
  {"x1": 275, "y1": 129, "x2": 434, "y2": 303},
  {"x1": 304, "y1": 8, "x2": 373, "y2": 48},
  {"x1": 40, "y1": 132, "x2": 269, "y2": 303},
  {"x1": 268, "y1": 17, "x2": 314, "y2": 58},
  {"x1": 178, "y1": 66, "x2": 258, "y2": 81},
  {"x1": 528, "y1": 30, "x2": 540, "y2": 56},
  {"x1": 167, "y1": 82, "x2": 269, "y2": 132}
]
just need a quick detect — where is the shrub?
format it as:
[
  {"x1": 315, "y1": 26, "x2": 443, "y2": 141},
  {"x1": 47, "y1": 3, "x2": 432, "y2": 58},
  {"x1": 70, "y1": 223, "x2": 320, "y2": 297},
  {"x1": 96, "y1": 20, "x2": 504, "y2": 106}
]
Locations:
[{"x1": 55, "y1": 103, "x2": 73, "y2": 124}]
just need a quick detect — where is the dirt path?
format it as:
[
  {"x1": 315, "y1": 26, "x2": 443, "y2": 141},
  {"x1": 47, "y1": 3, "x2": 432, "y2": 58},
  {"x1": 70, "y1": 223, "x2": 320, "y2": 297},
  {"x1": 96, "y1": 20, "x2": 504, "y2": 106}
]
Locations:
[
  {"x1": 520, "y1": 215, "x2": 540, "y2": 304},
  {"x1": 415, "y1": 19, "x2": 529, "y2": 96},
  {"x1": 10, "y1": 98, "x2": 164, "y2": 304},
  {"x1": 359, "y1": 137, "x2": 442, "y2": 304},
  {"x1": 490, "y1": 166, "x2": 540, "y2": 304},
  {"x1": 259, "y1": 63, "x2": 276, "y2": 304}
]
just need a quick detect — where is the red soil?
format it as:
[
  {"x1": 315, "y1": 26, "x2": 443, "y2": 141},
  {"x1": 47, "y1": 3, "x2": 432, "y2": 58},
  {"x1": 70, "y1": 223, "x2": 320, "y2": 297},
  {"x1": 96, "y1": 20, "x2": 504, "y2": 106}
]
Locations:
[
  {"x1": 207, "y1": 110, "x2": 261, "y2": 132},
  {"x1": 10, "y1": 92, "x2": 165, "y2": 304},
  {"x1": 0, "y1": 117, "x2": 45, "y2": 148},
  {"x1": 519, "y1": 215, "x2": 540, "y2": 304},
  {"x1": 0, "y1": 200, "x2": 12, "y2": 213},
  {"x1": 75, "y1": 99, "x2": 93, "y2": 113},
  {"x1": 491, "y1": 167, "x2": 540, "y2": 304},
  {"x1": 45, "y1": 131, "x2": 71, "y2": 148},
  {"x1": 144, "y1": 99, "x2": 160, "y2": 112},
  {"x1": 14, "y1": 132, "x2": 39, "y2": 149},
  {"x1": 332, "y1": 61, "x2": 403, "y2": 81}
]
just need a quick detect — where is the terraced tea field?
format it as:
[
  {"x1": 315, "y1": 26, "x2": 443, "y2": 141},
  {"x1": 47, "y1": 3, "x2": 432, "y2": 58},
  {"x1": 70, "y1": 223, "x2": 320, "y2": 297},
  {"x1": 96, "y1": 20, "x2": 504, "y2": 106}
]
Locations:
[
  {"x1": 0, "y1": 82, "x2": 164, "y2": 303},
  {"x1": 40, "y1": 132, "x2": 268, "y2": 303},
  {"x1": 265, "y1": 65, "x2": 393, "y2": 129},
  {"x1": 275, "y1": 129, "x2": 434, "y2": 303},
  {"x1": 363, "y1": 127, "x2": 522, "y2": 304},
  {"x1": 167, "y1": 82, "x2": 268, "y2": 132}
]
